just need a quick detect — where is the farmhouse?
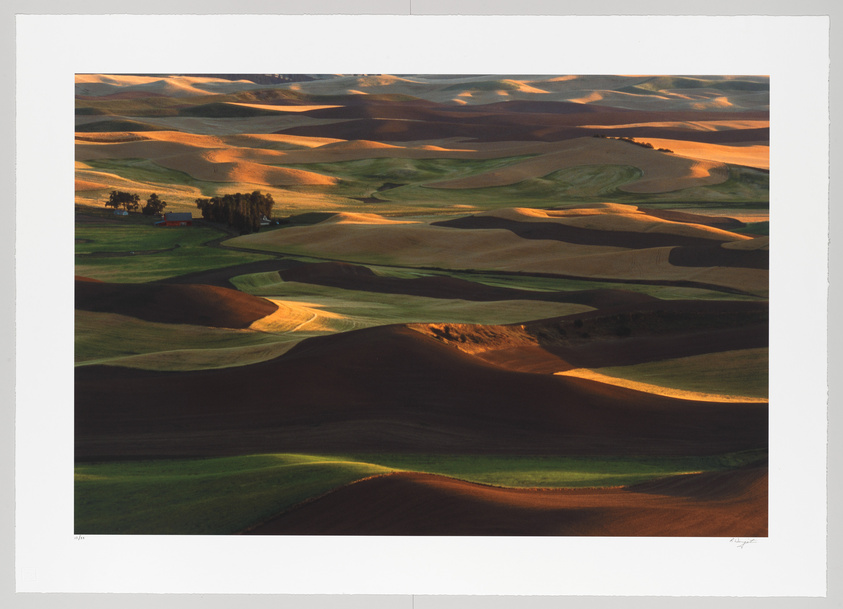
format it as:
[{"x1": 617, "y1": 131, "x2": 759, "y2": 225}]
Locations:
[{"x1": 156, "y1": 212, "x2": 193, "y2": 227}]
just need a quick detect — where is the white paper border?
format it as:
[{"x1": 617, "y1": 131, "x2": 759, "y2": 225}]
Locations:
[{"x1": 15, "y1": 15, "x2": 829, "y2": 596}]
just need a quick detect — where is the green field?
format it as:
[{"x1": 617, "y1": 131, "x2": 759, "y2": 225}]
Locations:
[
  {"x1": 75, "y1": 269, "x2": 764, "y2": 372},
  {"x1": 84, "y1": 158, "x2": 217, "y2": 193},
  {"x1": 267, "y1": 161, "x2": 768, "y2": 212},
  {"x1": 75, "y1": 309, "x2": 301, "y2": 370},
  {"x1": 75, "y1": 219, "x2": 274, "y2": 283},
  {"x1": 735, "y1": 221, "x2": 770, "y2": 236},
  {"x1": 77, "y1": 153, "x2": 768, "y2": 217},
  {"x1": 76, "y1": 222, "x2": 220, "y2": 253},
  {"x1": 230, "y1": 272, "x2": 594, "y2": 325},
  {"x1": 281, "y1": 155, "x2": 536, "y2": 186},
  {"x1": 622, "y1": 76, "x2": 769, "y2": 94},
  {"x1": 74, "y1": 454, "x2": 397, "y2": 535},
  {"x1": 75, "y1": 450, "x2": 766, "y2": 535},
  {"x1": 361, "y1": 264, "x2": 763, "y2": 301},
  {"x1": 73, "y1": 213, "x2": 763, "y2": 371},
  {"x1": 389, "y1": 164, "x2": 644, "y2": 206},
  {"x1": 596, "y1": 348, "x2": 769, "y2": 398}
]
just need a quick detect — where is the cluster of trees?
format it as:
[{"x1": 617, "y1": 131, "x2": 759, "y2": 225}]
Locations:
[
  {"x1": 104, "y1": 191, "x2": 168, "y2": 215},
  {"x1": 142, "y1": 194, "x2": 167, "y2": 215},
  {"x1": 195, "y1": 191, "x2": 274, "y2": 234},
  {"x1": 104, "y1": 190, "x2": 139, "y2": 212},
  {"x1": 591, "y1": 134, "x2": 673, "y2": 153}
]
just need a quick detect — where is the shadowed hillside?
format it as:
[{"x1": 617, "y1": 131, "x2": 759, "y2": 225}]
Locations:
[
  {"x1": 75, "y1": 279, "x2": 278, "y2": 328},
  {"x1": 244, "y1": 465, "x2": 767, "y2": 536},
  {"x1": 76, "y1": 311, "x2": 767, "y2": 461}
]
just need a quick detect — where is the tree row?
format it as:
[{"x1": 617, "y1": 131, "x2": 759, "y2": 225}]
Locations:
[
  {"x1": 104, "y1": 191, "x2": 168, "y2": 215},
  {"x1": 195, "y1": 191, "x2": 275, "y2": 234}
]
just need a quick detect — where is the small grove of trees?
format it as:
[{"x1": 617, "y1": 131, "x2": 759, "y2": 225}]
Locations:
[
  {"x1": 105, "y1": 191, "x2": 170, "y2": 216},
  {"x1": 105, "y1": 190, "x2": 140, "y2": 212},
  {"x1": 195, "y1": 191, "x2": 274, "y2": 234},
  {"x1": 142, "y1": 193, "x2": 168, "y2": 216},
  {"x1": 591, "y1": 134, "x2": 673, "y2": 153}
]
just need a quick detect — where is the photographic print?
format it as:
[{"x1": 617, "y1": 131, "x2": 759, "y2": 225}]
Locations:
[{"x1": 73, "y1": 73, "x2": 770, "y2": 537}]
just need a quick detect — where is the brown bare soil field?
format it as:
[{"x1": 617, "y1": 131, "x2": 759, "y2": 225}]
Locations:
[
  {"x1": 668, "y1": 244, "x2": 768, "y2": 269},
  {"x1": 75, "y1": 279, "x2": 278, "y2": 328},
  {"x1": 243, "y1": 466, "x2": 766, "y2": 536},
  {"x1": 75, "y1": 315, "x2": 767, "y2": 460},
  {"x1": 424, "y1": 137, "x2": 729, "y2": 193}
]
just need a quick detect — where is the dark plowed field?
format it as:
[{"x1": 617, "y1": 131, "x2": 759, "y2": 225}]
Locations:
[
  {"x1": 76, "y1": 315, "x2": 767, "y2": 460},
  {"x1": 244, "y1": 466, "x2": 767, "y2": 536},
  {"x1": 75, "y1": 279, "x2": 278, "y2": 328}
]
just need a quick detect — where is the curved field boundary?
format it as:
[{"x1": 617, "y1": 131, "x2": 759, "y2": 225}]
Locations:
[
  {"x1": 555, "y1": 368, "x2": 768, "y2": 403},
  {"x1": 277, "y1": 261, "x2": 660, "y2": 309},
  {"x1": 75, "y1": 450, "x2": 766, "y2": 535},
  {"x1": 432, "y1": 215, "x2": 740, "y2": 249},
  {"x1": 75, "y1": 279, "x2": 278, "y2": 329},
  {"x1": 242, "y1": 467, "x2": 767, "y2": 536},
  {"x1": 639, "y1": 207, "x2": 745, "y2": 230},
  {"x1": 153, "y1": 259, "x2": 301, "y2": 288},
  {"x1": 225, "y1": 221, "x2": 767, "y2": 295},
  {"x1": 223, "y1": 233, "x2": 765, "y2": 297},
  {"x1": 75, "y1": 323, "x2": 768, "y2": 460}
]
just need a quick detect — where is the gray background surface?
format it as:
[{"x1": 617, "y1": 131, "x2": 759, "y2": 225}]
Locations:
[{"x1": 5, "y1": 1, "x2": 837, "y2": 607}]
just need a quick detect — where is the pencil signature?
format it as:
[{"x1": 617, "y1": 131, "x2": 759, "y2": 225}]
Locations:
[{"x1": 730, "y1": 537, "x2": 757, "y2": 549}]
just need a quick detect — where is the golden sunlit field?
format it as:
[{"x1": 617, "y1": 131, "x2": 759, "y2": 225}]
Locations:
[{"x1": 75, "y1": 74, "x2": 768, "y2": 536}]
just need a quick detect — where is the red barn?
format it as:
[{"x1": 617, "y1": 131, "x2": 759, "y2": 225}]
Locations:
[{"x1": 156, "y1": 212, "x2": 193, "y2": 227}]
